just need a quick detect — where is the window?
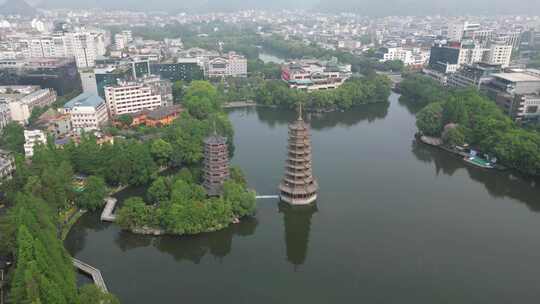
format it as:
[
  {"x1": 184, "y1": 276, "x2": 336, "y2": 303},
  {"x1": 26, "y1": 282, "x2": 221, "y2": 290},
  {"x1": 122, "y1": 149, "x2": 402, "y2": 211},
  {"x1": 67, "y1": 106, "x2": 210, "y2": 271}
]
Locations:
[{"x1": 526, "y1": 106, "x2": 539, "y2": 114}]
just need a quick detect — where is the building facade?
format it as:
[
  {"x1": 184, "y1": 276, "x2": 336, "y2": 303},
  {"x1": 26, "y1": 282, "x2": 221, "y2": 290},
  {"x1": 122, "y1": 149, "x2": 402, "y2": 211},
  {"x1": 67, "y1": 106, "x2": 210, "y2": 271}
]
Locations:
[
  {"x1": 104, "y1": 78, "x2": 168, "y2": 117},
  {"x1": 0, "y1": 57, "x2": 82, "y2": 96},
  {"x1": 282, "y1": 59, "x2": 351, "y2": 91},
  {"x1": 482, "y1": 70, "x2": 540, "y2": 122},
  {"x1": 62, "y1": 93, "x2": 109, "y2": 132},
  {"x1": 23, "y1": 129, "x2": 46, "y2": 158},
  {"x1": 6, "y1": 88, "x2": 56, "y2": 124},
  {"x1": 206, "y1": 52, "x2": 247, "y2": 78}
]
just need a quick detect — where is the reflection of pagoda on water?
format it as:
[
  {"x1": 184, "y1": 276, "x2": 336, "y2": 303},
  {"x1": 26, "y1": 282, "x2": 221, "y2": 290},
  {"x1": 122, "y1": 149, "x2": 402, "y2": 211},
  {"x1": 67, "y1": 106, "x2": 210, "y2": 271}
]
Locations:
[
  {"x1": 203, "y1": 132, "x2": 230, "y2": 196},
  {"x1": 279, "y1": 103, "x2": 319, "y2": 205},
  {"x1": 279, "y1": 202, "x2": 317, "y2": 267}
]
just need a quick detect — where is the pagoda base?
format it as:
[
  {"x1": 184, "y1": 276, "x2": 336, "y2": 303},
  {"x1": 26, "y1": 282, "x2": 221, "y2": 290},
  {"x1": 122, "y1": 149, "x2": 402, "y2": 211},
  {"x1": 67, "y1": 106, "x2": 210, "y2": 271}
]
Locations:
[{"x1": 280, "y1": 193, "x2": 317, "y2": 205}]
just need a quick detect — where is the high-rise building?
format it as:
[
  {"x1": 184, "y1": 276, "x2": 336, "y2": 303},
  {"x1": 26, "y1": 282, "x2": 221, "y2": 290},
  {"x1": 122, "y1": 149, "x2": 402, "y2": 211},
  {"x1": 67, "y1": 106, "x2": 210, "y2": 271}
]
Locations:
[
  {"x1": 279, "y1": 104, "x2": 318, "y2": 205},
  {"x1": 484, "y1": 43, "x2": 513, "y2": 67},
  {"x1": 0, "y1": 57, "x2": 82, "y2": 96}
]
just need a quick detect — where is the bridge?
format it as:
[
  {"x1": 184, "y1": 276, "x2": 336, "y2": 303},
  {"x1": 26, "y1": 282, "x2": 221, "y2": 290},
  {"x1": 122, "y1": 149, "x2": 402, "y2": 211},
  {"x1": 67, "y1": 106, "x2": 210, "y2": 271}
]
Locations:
[
  {"x1": 100, "y1": 197, "x2": 117, "y2": 222},
  {"x1": 256, "y1": 195, "x2": 279, "y2": 199},
  {"x1": 72, "y1": 258, "x2": 108, "y2": 293}
]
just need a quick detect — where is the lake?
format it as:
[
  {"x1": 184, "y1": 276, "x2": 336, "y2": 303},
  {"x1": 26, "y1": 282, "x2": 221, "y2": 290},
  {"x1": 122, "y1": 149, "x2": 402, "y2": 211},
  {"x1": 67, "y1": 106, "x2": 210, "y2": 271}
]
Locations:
[{"x1": 65, "y1": 93, "x2": 540, "y2": 303}]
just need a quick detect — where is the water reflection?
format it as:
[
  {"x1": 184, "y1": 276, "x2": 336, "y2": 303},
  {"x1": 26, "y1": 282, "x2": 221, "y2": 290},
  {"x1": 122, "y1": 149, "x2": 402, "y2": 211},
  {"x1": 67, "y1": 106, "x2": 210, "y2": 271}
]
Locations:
[
  {"x1": 279, "y1": 202, "x2": 317, "y2": 267},
  {"x1": 398, "y1": 96, "x2": 426, "y2": 115},
  {"x1": 234, "y1": 102, "x2": 390, "y2": 130},
  {"x1": 65, "y1": 213, "x2": 111, "y2": 256},
  {"x1": 113, "y1": 217, "x2": 258, "y2": 264},
  {"x1": 412, "y1": 141, "x2": 540, "y2": 211}
]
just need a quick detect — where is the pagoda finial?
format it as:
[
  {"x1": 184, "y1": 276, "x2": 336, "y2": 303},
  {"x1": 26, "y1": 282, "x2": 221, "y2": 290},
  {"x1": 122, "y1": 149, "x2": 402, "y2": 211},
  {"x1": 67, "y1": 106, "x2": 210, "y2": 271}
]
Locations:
[
  {"x1": 297, "y1": 102, "x2": 303, "y2": 121},
  {"x1": 213, "y1": 119, "x2": 217, "y2": 136}
]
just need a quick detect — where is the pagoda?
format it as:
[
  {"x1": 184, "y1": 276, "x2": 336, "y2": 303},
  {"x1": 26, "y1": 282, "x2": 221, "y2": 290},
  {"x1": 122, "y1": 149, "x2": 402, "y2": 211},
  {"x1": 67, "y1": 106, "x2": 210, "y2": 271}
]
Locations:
[
  {"x1": 279, "y1": 103, "x2": 318, "y2": 205},
  {"x1": 202, "y1": 132, "x2": 230, "y2": 196}
]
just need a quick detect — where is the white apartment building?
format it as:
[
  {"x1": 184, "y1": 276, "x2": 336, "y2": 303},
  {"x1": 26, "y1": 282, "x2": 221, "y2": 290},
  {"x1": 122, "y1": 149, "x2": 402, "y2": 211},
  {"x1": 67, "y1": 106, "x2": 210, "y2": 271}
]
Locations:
[
  {"x1": 114, "y1": 30, "x2": 133, "y2": 50},
  {"x1": 379, "y1": 47, "x2": 430, "y2": 67},
  {"x1": 458, "y1": 44, "x2": 488, "y2": 66},
  {"x1": 18, "y1": 31, "x2": 106, "y2": 68},
  {"x1": 484, "y1": 43, "x2": 512, "y2": 67},
  {"x1": 206, "y1": 52, "x2": 247, "y2": 78},
  {"x1": 23, "y1": 129, "x2": 46, "y2": 158},
  {"x1": 1, "y1": 87, "x2": 56, "y2": 124},
  {"x1": 104, "y1": 81, "x2": 165, "y2": 117},
  {"x1": 62, "y1": 93, "x2": 109, "y2": 132}
]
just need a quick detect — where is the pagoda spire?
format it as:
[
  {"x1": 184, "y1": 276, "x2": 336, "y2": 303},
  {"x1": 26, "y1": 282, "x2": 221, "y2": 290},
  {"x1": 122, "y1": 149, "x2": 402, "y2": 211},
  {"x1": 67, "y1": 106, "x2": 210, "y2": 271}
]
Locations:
[{"x1": 278, "y1": 105, "x2": 318, "y2": 205}]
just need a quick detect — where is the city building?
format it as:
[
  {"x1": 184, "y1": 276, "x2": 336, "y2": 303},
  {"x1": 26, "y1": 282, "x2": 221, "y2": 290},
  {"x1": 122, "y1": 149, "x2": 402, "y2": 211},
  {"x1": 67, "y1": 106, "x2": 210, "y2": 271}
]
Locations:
[
  {"x1": 104, "y1": 76, "x2": 172, "y2": 117},
  {"x1": 79, "y1": 69, "x2": 98, "y2": 95},
  {"x1": 482, "y1": 69, "x2": 540, "y2": 122},
  {"x1": 484, "y1": 43, "x2": 513, "y2": 67},
  {"x1": 0, "y1": 149, "x2": 15, "y2": 182},
  {"x1": 377, "y1": 47, "x2": 430, "y2": 68},
  {"x1": 150, "y1": 58, "x2": 203, "y2": 82},
  {"x1": 114, "y1": 30, "x2": 133, "y2": 50},
  {"x1": 281, "y1": 59, "x2": 351, "y2": 91},
  {"x1": 206, "y1": 52, "x2": 247, "y2": 78},
  {"x1": 35, "y1": 109, "x2": 72, "y2": 138},
  {"x1": 448, "y1": 63, "x2": 502, "y2": 89},
  {"x1": 94, "y1": 65, "x2": 133, "y2": 98},
  {"x1": 2, "y1": 87, "x2": 56, "y2": 124},
  {"x1": 130, "y1": 105, "x2": 183, "y2": 127},
  {"x1": 23, "y1": 129, "x2": 46, "y2": 158},
  {"x1": 18, "y1": 31, "x2": 104, "y2": 68},
  {"x1": 428, "y1": 42, "x2": 461, "y2": 74},
  {"x1": 0, "y1": 57, "x2": 82, "y2": 96},
  {"x1": 279, "y1": 104, "x2": 318, "y2": 205},
  {"x1": 202, "y1": 133, "x2": 230, "y2": 196},
  {"x1": 62, "y1": 93, "x2": 109, "y2": 132}
]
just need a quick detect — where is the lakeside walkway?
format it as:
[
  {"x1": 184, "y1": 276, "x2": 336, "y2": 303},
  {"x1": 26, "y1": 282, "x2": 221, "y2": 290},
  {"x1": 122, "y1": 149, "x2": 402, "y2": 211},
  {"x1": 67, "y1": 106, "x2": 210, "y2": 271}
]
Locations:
[
  {"x1": 100, "y1": 197, "x2": 117, "y2": 222},
  {"x1": 72, "y1": 258, "x2": 108, "y2": 293},
  {"x1": 223, "y1": 101, "x2": 256, "y2": 108}
]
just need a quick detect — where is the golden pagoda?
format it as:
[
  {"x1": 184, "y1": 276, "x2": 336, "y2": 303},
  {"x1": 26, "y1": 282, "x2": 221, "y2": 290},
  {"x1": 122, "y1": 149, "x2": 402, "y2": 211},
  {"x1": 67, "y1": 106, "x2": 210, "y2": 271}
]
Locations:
[{"x1": 279, "y1": 103, "x2": 318, "y2": 205}]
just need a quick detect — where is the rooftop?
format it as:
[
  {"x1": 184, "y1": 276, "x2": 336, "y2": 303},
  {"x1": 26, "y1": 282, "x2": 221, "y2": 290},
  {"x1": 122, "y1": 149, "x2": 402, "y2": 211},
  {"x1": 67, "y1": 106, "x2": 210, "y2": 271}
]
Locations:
[
  {"x1": 64, "y1": 93, "x2": 105, "y2": 109},
  {"x1": 492, "y1": 72, "x2": 540, "y2": 83}
]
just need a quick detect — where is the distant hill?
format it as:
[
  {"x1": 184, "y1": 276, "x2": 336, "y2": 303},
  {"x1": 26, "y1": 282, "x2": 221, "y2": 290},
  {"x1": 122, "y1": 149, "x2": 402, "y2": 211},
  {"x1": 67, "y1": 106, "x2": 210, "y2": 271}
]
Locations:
[{"x1": 0, "y1": 0, "x2": 37, "y2": 16}]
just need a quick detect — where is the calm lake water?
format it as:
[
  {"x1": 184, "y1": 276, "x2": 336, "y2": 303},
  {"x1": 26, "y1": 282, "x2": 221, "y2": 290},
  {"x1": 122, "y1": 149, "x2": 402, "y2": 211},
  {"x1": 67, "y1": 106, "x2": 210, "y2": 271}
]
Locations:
[{"x1": 65, "y1": 93, "x2": 540, "y2": 303}]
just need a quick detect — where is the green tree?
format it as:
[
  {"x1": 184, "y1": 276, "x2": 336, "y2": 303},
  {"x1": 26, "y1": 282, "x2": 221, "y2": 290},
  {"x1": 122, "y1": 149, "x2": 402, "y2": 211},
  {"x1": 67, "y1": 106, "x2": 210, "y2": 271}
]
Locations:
[
  {"x1": 183, "y1": 81, "x2": 222, "y2": 119},
  {"x1": 117, "y1": 114, "x2": 134, "y2": 128},
  {"x1": 416, "y1": 102, "x2": 444, "y2": 136},
  {"x1": 150, "y1": 138, "x2": 173, "y2": 167},
  {"x1": 172, "y1": 80, "x2": 185, "y2": 103},
  {"x1": 443, "y1": 126, "x2": 466, "y2": 147},
  {"x1": 79, "y1": 285, "x2": 120, "y2": 304},
  {"x1": 223, "y1": 180, "x2": 256, "y2": 218},
  {"x1": 0, "y1": 122, "x2": 25, "y2": 153},
  {"x1": 76, "y1": 176, "x2": 107, "y2": 211},
  {"x1": 147, "y1": 177, "x2": 170, "y2": 204}
]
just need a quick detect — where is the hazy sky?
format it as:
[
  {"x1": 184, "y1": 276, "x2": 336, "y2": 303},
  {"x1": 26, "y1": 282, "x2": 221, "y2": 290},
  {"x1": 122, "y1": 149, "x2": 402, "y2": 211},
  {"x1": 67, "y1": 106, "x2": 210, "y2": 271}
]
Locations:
[{"x1": 11, "y1": 0, "x2": 540, "y2": 15}]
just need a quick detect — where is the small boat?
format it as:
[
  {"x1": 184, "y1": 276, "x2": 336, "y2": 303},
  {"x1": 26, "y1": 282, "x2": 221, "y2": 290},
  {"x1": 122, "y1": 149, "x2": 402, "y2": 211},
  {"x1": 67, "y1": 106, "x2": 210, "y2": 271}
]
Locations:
[{"x1": 463, "y1": 156, "x2": 494, "y2": 169}]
